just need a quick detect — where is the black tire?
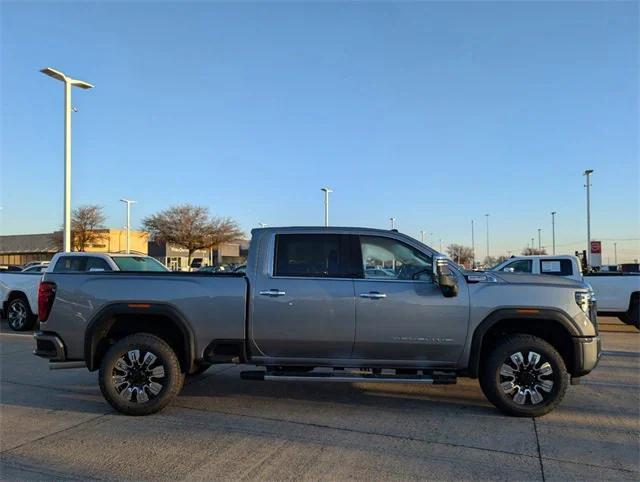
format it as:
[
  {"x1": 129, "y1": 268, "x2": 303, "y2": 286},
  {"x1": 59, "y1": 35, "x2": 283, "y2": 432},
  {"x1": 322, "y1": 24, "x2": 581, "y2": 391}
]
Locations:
[
  {"x1": 7, "y1": 297, "x2": 36, "y2": 332},
  {"x1": 479, "y1": 334, "x2": 569, "y2": 417},
  {"x1": 98, "y1": 333, "x2": 184, "y2": 416},
  {"x1": 628, "y1": 299, "x2": 639, "y2": 330},
  {"x1": 187, "y1": 363, "x2": 211, "y2": 377}
]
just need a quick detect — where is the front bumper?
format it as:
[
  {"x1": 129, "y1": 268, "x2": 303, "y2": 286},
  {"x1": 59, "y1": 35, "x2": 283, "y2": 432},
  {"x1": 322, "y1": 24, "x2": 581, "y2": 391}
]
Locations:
[
  {"x1": 33, "y1": 332, "x2": 66, "y2": 361},
  {"x1": 572, "y1": 335, "x2": 601, "y2": 377}
]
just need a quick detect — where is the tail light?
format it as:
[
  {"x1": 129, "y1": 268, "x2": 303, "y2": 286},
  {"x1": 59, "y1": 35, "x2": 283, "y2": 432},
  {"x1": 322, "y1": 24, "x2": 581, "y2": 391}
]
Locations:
[{"x1": 38, "y1": 282, "x2": 57, "y2": 322}]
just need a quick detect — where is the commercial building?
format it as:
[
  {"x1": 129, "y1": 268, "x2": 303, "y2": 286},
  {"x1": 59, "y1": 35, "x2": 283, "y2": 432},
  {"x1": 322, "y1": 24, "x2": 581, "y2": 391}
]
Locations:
[
  {"x1": 148, "y1": 240, "x2": 249, "y2": 271},
  {"x1": 0, "y1": 229, "x2": 149, "y2": 267}
]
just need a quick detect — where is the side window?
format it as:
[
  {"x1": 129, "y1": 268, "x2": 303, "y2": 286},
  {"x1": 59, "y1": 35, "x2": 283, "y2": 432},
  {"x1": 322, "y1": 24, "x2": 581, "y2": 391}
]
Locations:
[
  {"x1": 274, "y1": 234, "x2": 352, "y2": 278},
  {"x1": 500, "y1": 260, "x2": 532, "y2": 273},
  {"x1": 53, "y1": 257, "x2": 111, "y2": 272},
  {"x1": 85, "y1": 257, "x2": 112, "y2": 272},
  {"x1": 540, "y1": 259, "x2": 573, "y2": 276},
  {"x1": 54, "y1": 256, "x2": 87, "y2": 272},
  {"x1": 361, "y1": 236, "x2": 432, "y2": 281}
]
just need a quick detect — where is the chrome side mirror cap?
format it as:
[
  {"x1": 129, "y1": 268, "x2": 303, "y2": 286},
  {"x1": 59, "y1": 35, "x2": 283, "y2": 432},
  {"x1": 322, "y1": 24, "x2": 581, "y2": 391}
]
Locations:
[{"x1": 433, "y1": 255, "x2": 459, "y2": 298}]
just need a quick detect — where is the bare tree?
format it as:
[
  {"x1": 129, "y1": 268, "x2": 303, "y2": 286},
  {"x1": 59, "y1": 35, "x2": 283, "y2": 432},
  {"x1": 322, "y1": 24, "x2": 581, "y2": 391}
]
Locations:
[
  {"x1": 52, "y1": 205, "x2": 107, "y2": 251},
  {"x1": 494, "y1": 255, "x2": 510, "y2": 265},
  {"x1": 522, "y1": 247, "x2": 547, "y2": 255},
  {"x1": 142, "y1": 204, "x2": 243, "y2": 266},
  {"x1": 446, "y1": 244, "x2": 474, "y2": 268},
  {"x1": 483, "y1": 256, "x2": 497, "y2": 268}
]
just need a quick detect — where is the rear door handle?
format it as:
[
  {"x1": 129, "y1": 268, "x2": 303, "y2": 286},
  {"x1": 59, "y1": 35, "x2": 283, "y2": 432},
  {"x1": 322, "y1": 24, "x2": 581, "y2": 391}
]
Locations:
[
  {"x1": 259, "y1": 289, "x2": 286, "y2": 297},
  {"x1": 359, "y1": 292, "x2": 387, "y2": 299}
]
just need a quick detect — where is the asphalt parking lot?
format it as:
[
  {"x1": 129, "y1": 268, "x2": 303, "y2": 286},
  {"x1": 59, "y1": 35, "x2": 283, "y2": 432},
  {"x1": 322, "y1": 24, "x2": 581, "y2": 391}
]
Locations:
[{"x1": 1, "y1": 318, "x2": 638, "y2": 481}]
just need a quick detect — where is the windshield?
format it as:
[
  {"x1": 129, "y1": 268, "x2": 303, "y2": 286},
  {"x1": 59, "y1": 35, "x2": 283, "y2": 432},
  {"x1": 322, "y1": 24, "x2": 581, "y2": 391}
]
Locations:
[{"x1": 112, "y1": 256, "x2": 168, "y2": 272}]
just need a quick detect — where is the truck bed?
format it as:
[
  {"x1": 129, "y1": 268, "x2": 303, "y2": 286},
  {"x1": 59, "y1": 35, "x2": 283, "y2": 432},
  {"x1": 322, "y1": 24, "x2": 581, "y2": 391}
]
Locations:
[{"x1": 40, "y1": 271, "x2": 248, "y2": 361}]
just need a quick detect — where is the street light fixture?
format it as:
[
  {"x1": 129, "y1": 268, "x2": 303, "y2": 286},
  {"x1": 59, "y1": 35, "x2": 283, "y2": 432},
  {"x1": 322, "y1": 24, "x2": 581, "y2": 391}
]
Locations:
[
  {"x1": 537, "y1": 228, "x2": 542, "y2": 251},
  {"x1": 551, "y1": 212, "x2": 557, "y2": 254},
  {"x1": 120, "y1": 199, "x2": 137, "y2": 254},
  {"x1": 584, "y1": 169, "x2": 594, "y2": 267},
  {"x1": 485, "y1": 214, "x2": 490, "y2": 260},
  {"x1": 320, "y1": 187, "x2": 332, "y2": 227},
  {"x1": 41, "y1": 67, "x2": 94, "y2": 252},
  {"x1": 471, "y1": 220, "x2": 475, "y2": 269}
]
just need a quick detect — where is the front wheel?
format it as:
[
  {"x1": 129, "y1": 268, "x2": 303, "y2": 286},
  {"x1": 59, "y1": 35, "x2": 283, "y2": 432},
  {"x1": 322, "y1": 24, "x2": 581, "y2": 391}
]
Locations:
[
  {"x1": 99, "y1": 334, "x2": 184, "y2": 416},
  {"x1": 479, "y1": 334, "x2": 569, "y2": 417}
]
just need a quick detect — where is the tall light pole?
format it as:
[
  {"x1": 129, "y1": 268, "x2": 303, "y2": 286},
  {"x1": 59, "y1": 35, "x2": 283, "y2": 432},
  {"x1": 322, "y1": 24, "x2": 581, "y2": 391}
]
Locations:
[
  {"x1": 551, "y1": 211, "x2": 557, "y2": 255},
  {"x1": 120, "y1": 199, "x2": 136, "y2": 254},
  {"x1": 320, "y1": 187, "x2": 332, "y2": 227},
  {"x1": 537, "y1": 228, "x2": 542, "y2": 251},
  {"x1": 471, "y1": 220, "x2": 475, "y2": 268},
  {"x1": 420, "y1": 230, "x2": 425, "y2": 243},
  {"x1": 584, "y1": 169, "x2": 594, "y2": 266},
  {"x1": 485, "y1": 214, "x2": 490, "y2": 260},
  {"x1": 439, "y1": 238, "x2": 443, "y2": 252},
  {"x1": 614, "y1": 242, "x2": 617, "y2": 265},
  {"x1": 531, "y1": 237, "x2": 535, "y2": 251},
  {"x1": 389, "y1": 217, "x2": 396, "y2": 230},
  {"x1": 40, "y1": 67, "x2": 93, "y2": 252}
]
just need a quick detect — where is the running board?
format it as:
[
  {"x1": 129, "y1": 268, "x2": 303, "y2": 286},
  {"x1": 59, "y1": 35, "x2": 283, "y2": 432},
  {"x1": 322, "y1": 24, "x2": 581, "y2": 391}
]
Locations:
[{"x1": 240, "y1": 370, "x2": 457, "y2": 385}]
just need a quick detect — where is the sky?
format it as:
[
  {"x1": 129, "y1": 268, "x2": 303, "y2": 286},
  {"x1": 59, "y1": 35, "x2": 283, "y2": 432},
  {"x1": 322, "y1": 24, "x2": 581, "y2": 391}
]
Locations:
[{"x1": 1, "y1": 1, "x2": 638, "y2": 262}]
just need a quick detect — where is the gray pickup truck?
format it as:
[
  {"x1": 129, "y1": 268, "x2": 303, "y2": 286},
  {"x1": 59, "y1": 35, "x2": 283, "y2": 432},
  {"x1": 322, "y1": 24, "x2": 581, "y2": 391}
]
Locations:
[{"x1": 35, "y1": 227, "x2": 601, "y2": 417}]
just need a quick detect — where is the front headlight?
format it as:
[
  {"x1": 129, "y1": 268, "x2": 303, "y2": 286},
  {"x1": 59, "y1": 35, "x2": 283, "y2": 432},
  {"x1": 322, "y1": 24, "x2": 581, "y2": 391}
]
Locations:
[{"x1": 575, "y1": 290, "x2": 593, "y2": 314}]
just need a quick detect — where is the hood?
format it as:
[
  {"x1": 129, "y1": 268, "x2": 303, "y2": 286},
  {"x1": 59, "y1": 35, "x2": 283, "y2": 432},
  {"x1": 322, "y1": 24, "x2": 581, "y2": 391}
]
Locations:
[{"x1": 490, "y1": 271, "x2": 587, "y2": 289}]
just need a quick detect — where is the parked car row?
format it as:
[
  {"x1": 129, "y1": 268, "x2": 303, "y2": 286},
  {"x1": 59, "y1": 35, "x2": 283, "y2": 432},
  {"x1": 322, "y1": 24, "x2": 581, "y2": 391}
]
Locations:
[{"x1": 33, "y1": 227, "x2": 600, "y2": 418}]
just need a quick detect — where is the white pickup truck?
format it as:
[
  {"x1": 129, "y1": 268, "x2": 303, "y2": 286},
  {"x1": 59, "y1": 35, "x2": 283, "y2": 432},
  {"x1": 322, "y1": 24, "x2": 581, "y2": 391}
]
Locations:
[
  {"x1": 1, "y1": 253, "x2": 168, "y2": 331},
  {"x1": 492, "y1": 255, "x2": 639, "y2": 328}
]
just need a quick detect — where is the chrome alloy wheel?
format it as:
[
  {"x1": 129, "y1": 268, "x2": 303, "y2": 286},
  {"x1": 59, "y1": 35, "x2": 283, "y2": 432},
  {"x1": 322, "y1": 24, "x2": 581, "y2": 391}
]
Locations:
[
  {"x1": 499, "y1": 351, "x2": 554, "y2": 405},
  {"x1": 113, "y1": 350, "x2": 166, "y2": 403},
  {"x1": 8, "y1": 300, "x2": 27, "y2": 330}
]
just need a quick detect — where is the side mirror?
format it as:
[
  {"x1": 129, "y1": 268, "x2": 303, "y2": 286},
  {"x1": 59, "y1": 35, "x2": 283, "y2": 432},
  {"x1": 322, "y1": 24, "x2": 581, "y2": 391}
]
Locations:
[{"x1": 433, "y1": 256, "x2": 459, "y2": 298}]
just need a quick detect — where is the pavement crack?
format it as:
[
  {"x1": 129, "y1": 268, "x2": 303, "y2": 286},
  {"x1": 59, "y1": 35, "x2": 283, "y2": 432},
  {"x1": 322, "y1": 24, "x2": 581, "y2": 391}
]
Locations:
[
  {"x1": 532, "y1": 417, "x2": 546, "y2": 482},
  {"x1": 172, "y1": 403, "x2": 541, "y2": 462}
]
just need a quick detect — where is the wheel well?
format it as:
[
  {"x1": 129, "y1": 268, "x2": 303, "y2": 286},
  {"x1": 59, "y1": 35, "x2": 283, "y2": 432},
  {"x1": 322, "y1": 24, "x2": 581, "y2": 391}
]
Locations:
[
  {"x1": 89, "y1": 313, "x2": 191, "y2": 373},
  {"x1": 478, "y1": 318, "x2": 575, "y2": 375},
  {"x1": 630, "y1": 292, "x2": 639, "y2": 310}
]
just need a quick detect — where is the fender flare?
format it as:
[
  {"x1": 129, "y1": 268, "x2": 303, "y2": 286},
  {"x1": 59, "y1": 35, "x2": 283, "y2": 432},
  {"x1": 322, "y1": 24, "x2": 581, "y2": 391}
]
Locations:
[
  {"x1": 84, "y1": 302, "x2": 196, "y2": 372},
  {"x1": 467, "y1": 307, "x2": 580, "y2": 378}
]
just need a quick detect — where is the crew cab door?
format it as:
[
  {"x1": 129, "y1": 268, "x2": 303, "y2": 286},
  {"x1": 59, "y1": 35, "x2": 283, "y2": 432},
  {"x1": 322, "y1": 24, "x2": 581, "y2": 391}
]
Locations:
[
  {"x1": 250, "y1": 233, "x2": 358, "y2": 359},
  {"x1": 352, "y1": 235, "x2": 469, "y2": 364}
]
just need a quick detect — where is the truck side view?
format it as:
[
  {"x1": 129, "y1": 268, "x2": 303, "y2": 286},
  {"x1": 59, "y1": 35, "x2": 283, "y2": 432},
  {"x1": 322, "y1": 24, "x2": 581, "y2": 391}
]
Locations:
[{"x1": 35, "y1": 227, "x2": 601, "y2": 417}]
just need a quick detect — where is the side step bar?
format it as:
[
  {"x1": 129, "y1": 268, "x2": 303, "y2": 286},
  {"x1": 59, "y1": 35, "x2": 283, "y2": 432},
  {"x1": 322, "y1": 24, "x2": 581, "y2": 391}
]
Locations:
[{"x1": 241, "y1": 370, "x2": 457, "y2": 385}]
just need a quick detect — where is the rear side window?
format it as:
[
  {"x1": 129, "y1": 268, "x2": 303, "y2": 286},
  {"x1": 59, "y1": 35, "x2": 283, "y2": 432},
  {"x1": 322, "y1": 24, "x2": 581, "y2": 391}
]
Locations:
[
  {"x1": 500, "y1": 260, "x2": 532, "y2": 273},
  {"x1": 112, "y1": 256, "x2": 168, "y2": 272},
  {"x1": 540, "y1": 259, "x2": 573, "y2": 276},
  {"x1": 54, "y1": 256, "x2": 112, "y2": 272},
  {"x1": 274, "y1": 234, "x2": 354, "y2": 278}
]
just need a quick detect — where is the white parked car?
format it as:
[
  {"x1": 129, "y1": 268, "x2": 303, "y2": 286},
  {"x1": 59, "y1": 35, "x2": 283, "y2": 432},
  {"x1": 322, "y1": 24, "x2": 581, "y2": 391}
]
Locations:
[
  {"x1": 491, "y1": 255, "x2": 639, "y2": 328},
  {"x1": 1, "y1": 253, "x2": 168, "y2": 331}
]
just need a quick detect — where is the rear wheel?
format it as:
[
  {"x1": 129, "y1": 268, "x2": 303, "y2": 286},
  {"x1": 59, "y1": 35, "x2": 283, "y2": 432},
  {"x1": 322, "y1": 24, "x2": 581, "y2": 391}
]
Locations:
[
  {"x1": 7, "y1": 297, "x2": 36, "y2": 332},
  {"x1": 628, "y1": 299, "x2": 639, "y2": 330},
  {"x1": 480, "y1": 334, "x2": 569, "y2": 417},
  {"x1": 99, "y1": 333, "x2": 184, "y2": 416}
]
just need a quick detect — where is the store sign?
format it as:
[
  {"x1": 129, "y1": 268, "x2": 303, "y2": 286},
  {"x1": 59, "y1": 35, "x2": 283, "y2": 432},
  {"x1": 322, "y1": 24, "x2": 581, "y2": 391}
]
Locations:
[{"x1": 590, "y1": 241, "x2": 601, "y2": 254}]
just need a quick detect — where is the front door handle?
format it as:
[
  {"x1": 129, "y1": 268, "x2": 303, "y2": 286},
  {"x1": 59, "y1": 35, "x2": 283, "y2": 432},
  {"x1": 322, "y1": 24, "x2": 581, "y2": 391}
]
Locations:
[
  {"x1": 259, "y1": 289, "x2": 286, "y2": 297},
  {"x1": 359, "y1": 292, "x2": 387, "y2": 299}
]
